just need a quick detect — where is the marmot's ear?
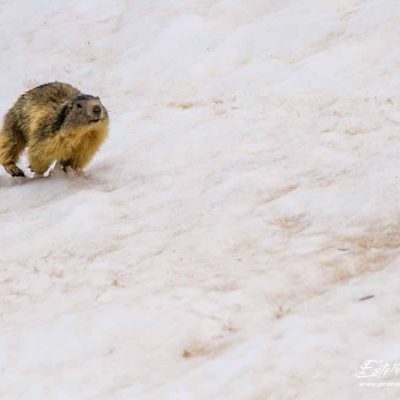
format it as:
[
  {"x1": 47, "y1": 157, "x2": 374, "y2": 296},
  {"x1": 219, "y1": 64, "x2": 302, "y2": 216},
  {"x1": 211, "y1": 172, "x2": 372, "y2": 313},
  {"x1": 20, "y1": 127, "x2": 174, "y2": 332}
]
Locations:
[{"x1": 53, "y1": 103, "x2": 70, "y2": 132}]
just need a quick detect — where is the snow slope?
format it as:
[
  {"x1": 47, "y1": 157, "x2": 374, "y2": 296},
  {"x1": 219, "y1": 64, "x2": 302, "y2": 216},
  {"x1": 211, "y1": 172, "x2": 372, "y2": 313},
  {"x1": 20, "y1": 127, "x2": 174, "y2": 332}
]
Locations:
[{"x1": 1, "y1": 0, "x2": 400, "y2": 398}]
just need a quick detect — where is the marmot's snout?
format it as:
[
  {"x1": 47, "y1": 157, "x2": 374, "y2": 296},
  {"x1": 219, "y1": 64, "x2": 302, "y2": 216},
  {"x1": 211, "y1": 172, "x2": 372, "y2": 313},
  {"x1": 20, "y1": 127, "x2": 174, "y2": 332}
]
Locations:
[{"x1": 87, "y1": 99, "x2": 105, "y2": 123}]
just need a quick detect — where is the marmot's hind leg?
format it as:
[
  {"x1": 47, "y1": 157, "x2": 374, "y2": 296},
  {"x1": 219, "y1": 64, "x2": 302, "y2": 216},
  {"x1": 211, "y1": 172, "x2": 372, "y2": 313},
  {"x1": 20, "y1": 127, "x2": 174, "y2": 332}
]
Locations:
[{"x1": 0, "y1": 125, "x2": 26, "y2": 177}]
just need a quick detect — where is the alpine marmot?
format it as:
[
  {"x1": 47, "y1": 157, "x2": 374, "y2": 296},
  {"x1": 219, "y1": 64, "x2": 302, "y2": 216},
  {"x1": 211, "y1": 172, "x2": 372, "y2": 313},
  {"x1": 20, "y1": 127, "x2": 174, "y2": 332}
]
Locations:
[{"x1": 0, "y1": 82, "x2": 109, "y2": 177}]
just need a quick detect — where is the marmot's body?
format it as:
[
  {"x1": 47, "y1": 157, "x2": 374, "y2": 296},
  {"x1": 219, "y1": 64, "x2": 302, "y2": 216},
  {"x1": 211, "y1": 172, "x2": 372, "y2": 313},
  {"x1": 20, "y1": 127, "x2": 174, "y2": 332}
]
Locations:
[{"x1": 0, "y1": 82, "x2": 109, "y2": 177}]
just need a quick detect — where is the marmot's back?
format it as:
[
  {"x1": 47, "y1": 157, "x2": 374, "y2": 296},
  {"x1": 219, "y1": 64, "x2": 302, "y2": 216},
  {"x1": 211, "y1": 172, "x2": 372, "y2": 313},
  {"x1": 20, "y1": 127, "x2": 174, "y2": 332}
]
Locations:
[
  {"x1": 23, "y1": 82, "x2": 80, "y2": 106},
  {"x1": 12, "y1": 82, "x2": 81, "y2": 137}
]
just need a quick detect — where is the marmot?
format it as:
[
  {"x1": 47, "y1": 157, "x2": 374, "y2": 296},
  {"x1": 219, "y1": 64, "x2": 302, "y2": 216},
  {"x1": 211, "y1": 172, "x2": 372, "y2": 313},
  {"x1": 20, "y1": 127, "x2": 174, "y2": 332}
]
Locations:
[{"x1": 0, "y1": 82, "x2": 109, "y2": 177}]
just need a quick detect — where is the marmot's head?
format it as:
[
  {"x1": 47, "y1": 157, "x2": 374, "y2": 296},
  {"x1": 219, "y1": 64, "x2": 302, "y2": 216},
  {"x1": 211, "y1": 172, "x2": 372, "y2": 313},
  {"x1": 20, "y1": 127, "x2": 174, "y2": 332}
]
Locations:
[{"x1": 57, "y1": 94, "x2": 108, "y2": 132}]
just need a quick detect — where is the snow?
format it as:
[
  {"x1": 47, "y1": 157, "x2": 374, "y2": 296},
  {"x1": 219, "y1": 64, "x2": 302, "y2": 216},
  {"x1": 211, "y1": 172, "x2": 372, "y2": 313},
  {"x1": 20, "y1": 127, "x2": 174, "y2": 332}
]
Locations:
[{"x1": 1, "y1": 0, "x2": 400, "y2": 398}]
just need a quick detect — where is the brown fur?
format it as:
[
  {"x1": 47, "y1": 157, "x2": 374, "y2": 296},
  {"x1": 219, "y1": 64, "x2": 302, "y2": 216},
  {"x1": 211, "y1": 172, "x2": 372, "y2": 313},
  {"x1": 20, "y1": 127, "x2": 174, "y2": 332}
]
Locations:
[{"x1": 0, "y1": 82, "x2": 109, "y2": 177}]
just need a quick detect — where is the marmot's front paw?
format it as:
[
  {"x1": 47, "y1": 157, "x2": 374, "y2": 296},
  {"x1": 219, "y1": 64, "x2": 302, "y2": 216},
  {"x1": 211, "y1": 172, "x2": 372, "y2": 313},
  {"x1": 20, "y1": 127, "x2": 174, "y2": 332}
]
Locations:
[{"x1": 60, "y1": 161, "x2": 71, "y2": 173}]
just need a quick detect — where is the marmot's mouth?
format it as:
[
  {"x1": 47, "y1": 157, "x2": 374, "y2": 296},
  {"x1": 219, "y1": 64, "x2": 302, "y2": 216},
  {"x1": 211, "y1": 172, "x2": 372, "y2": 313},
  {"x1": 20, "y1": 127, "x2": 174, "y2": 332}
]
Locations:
[{"x1": 89, "y1": 118, "x2": 101, "y2": 124}]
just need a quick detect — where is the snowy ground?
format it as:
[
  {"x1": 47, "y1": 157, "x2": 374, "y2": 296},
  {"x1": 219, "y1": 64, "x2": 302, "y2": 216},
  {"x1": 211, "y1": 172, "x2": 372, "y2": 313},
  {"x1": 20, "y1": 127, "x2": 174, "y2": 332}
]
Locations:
[{"x1": 1, "y1": 0, "x2": 400, "y2": 398}]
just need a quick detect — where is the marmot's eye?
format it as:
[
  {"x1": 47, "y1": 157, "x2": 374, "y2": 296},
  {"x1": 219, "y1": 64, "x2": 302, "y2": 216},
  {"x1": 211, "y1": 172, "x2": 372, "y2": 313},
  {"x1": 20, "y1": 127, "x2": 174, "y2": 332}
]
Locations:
[{"x1": 76, "y1": 103, "x2": 82, "y2": 109}]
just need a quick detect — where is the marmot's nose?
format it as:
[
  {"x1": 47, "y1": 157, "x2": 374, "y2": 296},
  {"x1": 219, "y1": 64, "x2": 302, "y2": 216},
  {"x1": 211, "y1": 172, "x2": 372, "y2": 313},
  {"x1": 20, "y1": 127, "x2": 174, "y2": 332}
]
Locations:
[{"x1": 92, "y1": 105, "x2": 102, "y2": 115}]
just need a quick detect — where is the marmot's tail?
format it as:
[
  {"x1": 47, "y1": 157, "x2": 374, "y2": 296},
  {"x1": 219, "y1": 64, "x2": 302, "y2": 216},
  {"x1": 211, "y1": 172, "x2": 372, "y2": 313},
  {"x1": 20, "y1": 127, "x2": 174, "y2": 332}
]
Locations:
[{"x1": 0, "y1": 129, "x2": 25, "y2": 177}]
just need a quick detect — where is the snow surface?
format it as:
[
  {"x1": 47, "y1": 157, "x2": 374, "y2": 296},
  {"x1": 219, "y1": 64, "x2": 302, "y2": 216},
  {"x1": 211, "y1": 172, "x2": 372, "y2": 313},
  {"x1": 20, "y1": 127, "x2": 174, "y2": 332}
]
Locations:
[{"x1": 1, "y1": 0, "x2": 400, "y2": 398}]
